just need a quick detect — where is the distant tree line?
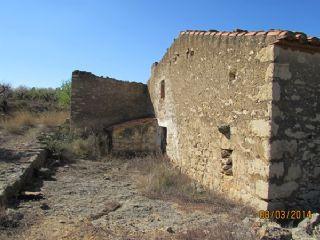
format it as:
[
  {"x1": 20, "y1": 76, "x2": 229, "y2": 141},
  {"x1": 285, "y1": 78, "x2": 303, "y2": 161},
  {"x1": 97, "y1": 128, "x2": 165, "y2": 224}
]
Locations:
[{"x1": 0, "y1": 80, "x2": 71, "y2": 112}]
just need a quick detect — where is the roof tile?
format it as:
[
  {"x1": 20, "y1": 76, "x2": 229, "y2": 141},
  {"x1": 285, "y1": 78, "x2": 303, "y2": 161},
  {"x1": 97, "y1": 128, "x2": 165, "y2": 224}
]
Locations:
[
  {"x1": 256, "y1": 31, "x2": 267, "y2": 36},
  {"x1": 237, "y1": 32, "x2": 247, "y2": 36},
  {"x1": 267, "y1": 31, "x2": 282, "y2": 36},
  {"x1": 308, "y1": 37, "x2": 320, "y2": 46},
  {"x1": 229, "y1": 32, "x2": 238, "y2": 37},
  {"x1": 179, "y1": 29, "x2": 320, "y2": 50},
  {"x1": 245, "y1": 32, "x2": 257, "y2": 36}
]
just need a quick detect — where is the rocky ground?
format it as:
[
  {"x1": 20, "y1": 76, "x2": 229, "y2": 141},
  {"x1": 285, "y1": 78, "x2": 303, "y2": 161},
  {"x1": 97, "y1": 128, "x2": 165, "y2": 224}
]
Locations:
[
  {"x1": 0, "y1": 158, "x2": 255, "y2": 240},
  {"x1": 0, "y1": 130, "x2": 319, "y2": 240}
]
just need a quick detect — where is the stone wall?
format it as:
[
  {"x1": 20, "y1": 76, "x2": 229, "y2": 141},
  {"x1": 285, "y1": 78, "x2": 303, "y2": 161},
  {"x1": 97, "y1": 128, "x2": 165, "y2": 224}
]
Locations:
[
  {"x1": 148, "y1": 33, "x2": 279, "y2": 210},
  {"x1": 71, "y1": 71, "x2": 154, "y2": 132},
  {"x1": 148, "y1": 30, "x2": 320, "y2": 210},
  {"x1": 108, "y1": 118, "x2": 164, "y2": 155},
  {"x1": 267, "y1": 45, "x2": 320, "y2": 210}
]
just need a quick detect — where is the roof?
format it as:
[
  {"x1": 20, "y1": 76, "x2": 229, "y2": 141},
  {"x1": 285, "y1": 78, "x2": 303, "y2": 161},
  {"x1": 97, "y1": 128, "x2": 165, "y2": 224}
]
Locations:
[
  {"x1": 179, "y1": 29, "x2": 320, "y2": 52},
  {"x1": 106, "y1": 117, "x2": 157, "y2": 131}
]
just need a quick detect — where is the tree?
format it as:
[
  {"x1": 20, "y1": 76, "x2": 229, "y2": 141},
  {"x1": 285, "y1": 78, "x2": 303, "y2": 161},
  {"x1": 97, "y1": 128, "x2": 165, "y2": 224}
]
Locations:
[
  {"x1": 0, "y1": 84, "x2": 11, "y2": 113},
  {"x1": 57, "y1": 80, "x2": 71, "y2": 108}
]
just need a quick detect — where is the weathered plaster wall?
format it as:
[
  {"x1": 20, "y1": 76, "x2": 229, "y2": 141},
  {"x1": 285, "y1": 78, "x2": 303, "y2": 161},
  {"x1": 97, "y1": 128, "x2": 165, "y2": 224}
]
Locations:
[
  {"x1": 109, "y1": 118, "x2": 164, "y2": 155},
  {"x1": 71, "y1": 71, "x2": 154, "y2": 132},
  {"x1": 267, "y1": 46, "x2": 320, "y2": 210},
  {"x1": 148, "y1": 33, "x2": 280, "y2": 209}
]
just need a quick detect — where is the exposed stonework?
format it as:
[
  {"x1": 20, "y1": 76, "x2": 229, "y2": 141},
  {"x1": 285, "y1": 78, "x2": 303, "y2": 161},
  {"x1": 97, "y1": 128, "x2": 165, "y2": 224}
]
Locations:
[
  {"x1": 70, "y1": 29, "x2": 320, "y2": 211},
  {"x1": 70, "y1": 71, "x2": 162, "y2": 155},
  {"x1": 71, "y1": 71, "x2": 154, "y2": 132},
  {"x1": 268, "y1": 45, "x2": 320, "y2": 210},
  {"x1": 0, "y1": 147, "x2": 47, "y2": 207},
  {"x1": 148, "y1": 29, "x2": 320, "y2": 211},
  {"x1": 107, "y1": 118, "x2": 164, "y2": 155}
]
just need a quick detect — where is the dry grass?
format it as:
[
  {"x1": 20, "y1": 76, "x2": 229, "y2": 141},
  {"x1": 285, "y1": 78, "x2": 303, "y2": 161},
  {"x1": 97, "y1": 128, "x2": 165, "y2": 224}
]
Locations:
[
  {"x1": 45, "y1": 133, "x2": 105, "y2": 163},
  {"x1": 124, "y1": 155, "x2": 257, "y2": 239},
  {"x1": 0, "y1": 111, "x2": 68, "y2": 134},
  {"x1": 0, "y1": 112, "x2": 35, "y2": 133},
  {"x1": 128, "y1": 155, "x2": 254, "y2": 217},
  {"x1": 176, "y1": 223, "x2": 256, "y2": 240},
  {"x1": 0, "y1": 206, "x2": 6, "y2": 224},
  {"x1": 68, "y1": 135, "x2": 98, "y2": 158},
  {"x1": 36, "y1": 111, "x2": 68, "y2": 127}
]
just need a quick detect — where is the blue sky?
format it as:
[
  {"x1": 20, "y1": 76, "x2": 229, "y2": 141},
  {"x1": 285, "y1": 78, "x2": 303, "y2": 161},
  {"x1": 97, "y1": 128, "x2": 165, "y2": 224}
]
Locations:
[{"x1": 0, "y1": 0, "x2": 319, "y2": 88}]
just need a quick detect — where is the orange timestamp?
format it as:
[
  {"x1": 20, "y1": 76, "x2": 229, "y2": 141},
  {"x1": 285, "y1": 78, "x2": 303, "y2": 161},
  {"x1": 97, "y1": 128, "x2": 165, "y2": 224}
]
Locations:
[{"x1": 259, "y1": 210, "x2": 312, "y2": 220}]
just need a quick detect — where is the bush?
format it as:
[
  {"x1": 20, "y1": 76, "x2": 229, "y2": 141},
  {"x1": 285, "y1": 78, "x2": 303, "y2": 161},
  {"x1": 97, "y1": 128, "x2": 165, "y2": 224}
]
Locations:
[
  {"x1": 56, "y1": 80, "x2": 71, "y2": 108},
  {"x1": 39, "y1": 123, "x2": 107, "y2": 162},
  {"x1": 12, "y1": 86, "x2": 57, "y2": 102}
]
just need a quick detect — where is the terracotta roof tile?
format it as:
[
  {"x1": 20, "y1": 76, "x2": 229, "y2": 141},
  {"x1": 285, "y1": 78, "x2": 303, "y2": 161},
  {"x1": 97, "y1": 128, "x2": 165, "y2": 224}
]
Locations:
[
  {"x1": 229, "y1": 32, "x2": 238, "y2": 37},
  {"x1": 237, "y1": 32, "x2": 247, "y2": 36},
  {"x1": 308, "y1": 37, "x2": 320, "y2": 46},
  {"x1": 267, "y1": 31, "x2": 282, "y2": 36},
  {"x1": 178, "y1": 29, "x2": 320, "y2": 51},
  {"x1": 245, "y1": 31, "x2": 257, "y2": 36},
  {"x1": 256, "y1": 31, "x2": 267, "y2": 36}
]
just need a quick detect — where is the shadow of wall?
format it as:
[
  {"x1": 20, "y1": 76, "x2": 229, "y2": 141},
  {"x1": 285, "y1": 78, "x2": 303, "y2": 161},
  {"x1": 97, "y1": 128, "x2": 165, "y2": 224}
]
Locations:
[{"x1": 268, "y1": 46, "x2": 320, "y2": 211}]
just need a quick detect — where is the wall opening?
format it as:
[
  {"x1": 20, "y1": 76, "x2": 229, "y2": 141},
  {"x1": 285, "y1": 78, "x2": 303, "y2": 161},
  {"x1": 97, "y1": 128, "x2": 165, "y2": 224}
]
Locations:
[
  {"x1": 161, "y1": 127, "x2": 167, "y2": 153},
  {"x1": 220, "y1": 149, "x2": 233, "y2": 176},
  {"x1": 160, "y1": 80, "x2": 165, "y2": 99},
  {"x1": 229, "y1": 70, "x2": 236, "y2": 82}
]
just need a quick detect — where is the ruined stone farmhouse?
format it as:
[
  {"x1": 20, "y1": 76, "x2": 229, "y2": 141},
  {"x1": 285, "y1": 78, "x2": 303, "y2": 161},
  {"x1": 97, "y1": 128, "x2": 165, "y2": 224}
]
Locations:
[{"x1": 71, "y1": 29, "x2": 320, "y2": 211}]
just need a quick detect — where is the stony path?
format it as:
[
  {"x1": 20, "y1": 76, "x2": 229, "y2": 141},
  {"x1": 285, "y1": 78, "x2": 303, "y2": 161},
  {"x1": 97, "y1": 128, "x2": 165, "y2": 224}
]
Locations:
[
  {"x1": 0, "y1": 128, "x2": 48, "y2": 206},
  {"x1": 0, "y1": 159, "x2": 245, "y2": 240}
]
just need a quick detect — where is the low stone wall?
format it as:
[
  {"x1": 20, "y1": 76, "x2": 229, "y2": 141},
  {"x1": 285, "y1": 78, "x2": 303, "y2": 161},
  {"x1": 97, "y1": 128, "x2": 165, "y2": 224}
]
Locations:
[
  {"x1": 108, "y1": 118, "x2": 164, "y2": 155},
  {"x1": 71, "y1": 71, "x2": 154, "y2": 132},
  {"x1": 0, "y1": 148, "x2": 47, "y2": 207}
]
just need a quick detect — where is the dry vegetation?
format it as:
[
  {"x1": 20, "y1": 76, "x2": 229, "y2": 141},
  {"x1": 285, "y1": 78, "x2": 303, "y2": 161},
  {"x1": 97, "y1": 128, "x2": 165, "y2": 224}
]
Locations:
[
  {"x1": 0, "y1": 111, "x2": 68, "y2": 134},
  {"x1": 125, "y1": 155, "x2": 257, "y2": 239},
  {"x1": 129, "y1": 156, "x2": 252, "y2": 210}
]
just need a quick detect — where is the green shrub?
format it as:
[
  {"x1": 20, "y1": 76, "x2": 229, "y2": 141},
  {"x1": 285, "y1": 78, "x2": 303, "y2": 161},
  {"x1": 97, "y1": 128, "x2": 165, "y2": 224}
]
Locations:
[{"x1": 56, "y1": 80, "x2": 71, "y2": 108}]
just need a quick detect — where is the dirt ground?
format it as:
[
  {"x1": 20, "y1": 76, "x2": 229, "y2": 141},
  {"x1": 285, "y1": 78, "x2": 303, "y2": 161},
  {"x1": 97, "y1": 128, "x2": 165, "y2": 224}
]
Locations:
[{"x1": 0, "y1": 127, "x2": 257, "y2": 240}]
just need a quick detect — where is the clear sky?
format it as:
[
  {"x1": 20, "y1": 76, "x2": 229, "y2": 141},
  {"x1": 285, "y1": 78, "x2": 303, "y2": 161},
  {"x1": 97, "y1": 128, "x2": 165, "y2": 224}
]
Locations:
[{"x1": 0, "y1": 0, "x2": 319, "y2": 88}]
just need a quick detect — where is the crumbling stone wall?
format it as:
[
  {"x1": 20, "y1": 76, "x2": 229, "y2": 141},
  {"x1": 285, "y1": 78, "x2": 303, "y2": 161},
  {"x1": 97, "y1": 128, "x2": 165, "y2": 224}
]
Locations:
[
  {"x1": 71, "y1": 71, "x2": 154, "y2": 132},
  {"x1": 148, "y1": 30, "x2": 320, "y2": 210}
]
